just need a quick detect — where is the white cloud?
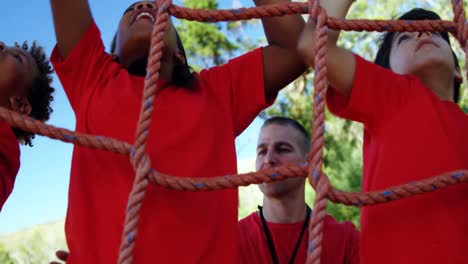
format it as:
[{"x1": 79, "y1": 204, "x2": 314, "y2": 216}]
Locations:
[{"x1": 232, "y1": 0, "x2": 242, "y2": 9}]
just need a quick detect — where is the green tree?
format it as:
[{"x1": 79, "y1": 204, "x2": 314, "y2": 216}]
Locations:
[
  {"x1": 0, "y1": 222, "x2": 67, "y2": 264},
  {"x1": 0, "y1": 243, "x2": 15, "y2": 264},
  {"x1": 176, "y1": 0, "x2": 261, "y2": 70}
]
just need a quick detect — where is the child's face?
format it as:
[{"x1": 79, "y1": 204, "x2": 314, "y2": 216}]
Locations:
[
  {"x1": 114, "y1": 1, "x2": 180, "y2": 70},
  {"x1": 389, "y1": 31, "x2": 458, "y2": 80},
  {"x1": 0, "y1": 42, "x2": 38, "y2": 109}
]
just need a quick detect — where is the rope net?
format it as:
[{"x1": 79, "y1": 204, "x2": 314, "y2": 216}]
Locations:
[{"x1": 1, "y1": 0, "x2": 467, "y2": 263}]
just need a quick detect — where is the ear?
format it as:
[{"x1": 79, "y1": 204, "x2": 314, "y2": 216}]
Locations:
[
  {"x1": 9, "y1": 96, "x2": 32, "y2": 116},
  {"x1": 174, "y1": 49, "x2": 186, "y2": 65},
  {"x1": 455, "y1": 66, "x2": 463, "y2": 84}
]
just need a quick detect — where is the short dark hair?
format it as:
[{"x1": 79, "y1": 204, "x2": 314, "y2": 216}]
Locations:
[
  {"x1": 374, "y1": 8, "x2": 461, "y2": 103},
  {"x1": 12, "y1": 41, "x2": 54, "y2": 147},
  {"x1": 262, "y1": 116, "x2": 311, "y2": 154},
  {"x1": 110, "y1": 29, "x2": 195, "y2": 88}
]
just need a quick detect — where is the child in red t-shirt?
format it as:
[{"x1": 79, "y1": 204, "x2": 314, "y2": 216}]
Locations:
[
  {"x1": 298, "y1": 2, "x2": 468, "y2": 264},
  {"x1": 0, "y1": 40, "x2": 55, "y2": 211},
  {"x1": 49, "y1": 0, "x2": 306, "y2": 263}
]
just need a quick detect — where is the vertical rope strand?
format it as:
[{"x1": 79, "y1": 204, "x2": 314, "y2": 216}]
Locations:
[
  {"x1": 306, "y1": 1, "x2": 330, "y2": 263},
  {"x1": 118, "y1": 1, "x2": 173, "y2": 263}
]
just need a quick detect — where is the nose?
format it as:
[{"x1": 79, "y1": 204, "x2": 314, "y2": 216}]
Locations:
[
  {"x1": 0, "y1": 42, "x2": 6, "y2": 54},
  {"x1": 135, "y1": 1, "x2": 156, "y2": 10},
  {"x1": 416, "y1": 31, "x2": 432, "y2": 40},
  {"x1": 263, "y1": 150, "x2": 277, "y2": 168}
]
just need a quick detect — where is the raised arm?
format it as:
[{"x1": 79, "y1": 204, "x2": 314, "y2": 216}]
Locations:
[
  {"x1": 253, "y1": 0, "x2": 307, "y2": 101},
  {"x1": 50, "y1": 0, "x2": 92, "y2": 59},
  {"x1": 297, "y1": 0, "x2": 355, "y2": 97}
]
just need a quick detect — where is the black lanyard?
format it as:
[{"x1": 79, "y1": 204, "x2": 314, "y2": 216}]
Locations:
[{"x1": 258, "y1": 205, "x2": 312, "y2": 264}]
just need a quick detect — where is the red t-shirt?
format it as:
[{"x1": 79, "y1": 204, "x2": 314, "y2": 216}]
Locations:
[
  {"x1": 0, "y1": 120, "x2": 20, "y2": 212},
  {"x1": 327, "y1": 55, "x2": 468, "y2": 264},
  {"x1": 51, "y1": 21, "x2": 271, "y2": 264},
  {"x1": 238, "y1": 212, "x2": 360, "y2": 264}
]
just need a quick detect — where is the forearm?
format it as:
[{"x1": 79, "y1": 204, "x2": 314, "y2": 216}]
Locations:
[
  {"x1": 325, "y1": 0, "x2": 354, "y2": 44},
  {"x1": 50, "y1": 0, "x2": 93, "y2": 58},
  {"x1": 297, "y1": 0, "x2": 355, "y2": 95},
  {"x1": 299, "y1": 0, "x2": 353, "y2": 64},
  {"x1": 327, "y1": 46, "x2": 355, "y2": 95},
  {"x1": 323, "y1": 0, "x2": 356, "y2": 95},
  {"x1": 253, "y1": 0, "x2": 305, "y2": 50}
]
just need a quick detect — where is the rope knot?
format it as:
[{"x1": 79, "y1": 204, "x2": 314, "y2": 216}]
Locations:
[{"x1": 309, "y1": 0, "x2": 328, "y2": 27}]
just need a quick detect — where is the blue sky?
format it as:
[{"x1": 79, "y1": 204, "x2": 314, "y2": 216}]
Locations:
[{"x1": 0, "y1": 0, "x2": 265, "y2": 234}]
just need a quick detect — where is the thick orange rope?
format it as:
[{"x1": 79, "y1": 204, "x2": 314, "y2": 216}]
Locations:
[
  {"x1": 306, "y1": 1, "x2": 328, "y2": 262},
  {"x1": 0, "y1": 1, "x2": 466, "y2": 263}
]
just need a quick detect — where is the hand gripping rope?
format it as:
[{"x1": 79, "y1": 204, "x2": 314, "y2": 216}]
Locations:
[{"x1": 0, "y1": 0, "x2": 467, "y2": 263}]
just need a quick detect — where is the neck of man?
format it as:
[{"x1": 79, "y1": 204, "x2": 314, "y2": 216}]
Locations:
[
  {"x1": 415, "y1": 67, "x2": 455, "y2": 102},
  {"x1": 261, "y1": 188, "x2": 308, "y2": 223}
]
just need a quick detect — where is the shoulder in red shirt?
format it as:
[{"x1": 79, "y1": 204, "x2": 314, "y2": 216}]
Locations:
[{"x1": 326, "y1": 54, "x2": 468, "y2": 264}]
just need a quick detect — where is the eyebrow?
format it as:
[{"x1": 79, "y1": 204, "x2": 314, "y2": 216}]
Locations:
[
  {"x1": 394, "y1": 32, "x2": 403, "y2": 41},
  {"x1": 9, "y1": 48, "x2": 25, "y2": 65},
  {"x1": 393, "y1": 32, "x2": 411, "y2": 45},
  {"x1": 256, "y1": 143, "x2": 266, "y2": 151},
  {"x1": 14, "y1": 49, "x2": 36, "y2": 75},
  {"x1": 17, "y1": 50, "x2": 34, "y2": 70},
  {"x1": 256, "y1": 141, "x2": 293, "y2": 150},
  {"x1": 20, "y1": 52, "x2": 30, "y2": 66}
]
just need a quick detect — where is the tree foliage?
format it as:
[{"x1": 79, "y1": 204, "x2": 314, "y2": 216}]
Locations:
[
  {"x1": 0, "y1": 243, "x2": 15, "y2": 264},
  {"x1": 176, "y1": 0, "x2": 261, "y2": 70},
  {"x1": 0, "y1": 221, "x2": 67, "y2": 264}
]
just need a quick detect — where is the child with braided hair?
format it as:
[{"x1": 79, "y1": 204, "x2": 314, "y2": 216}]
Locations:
[
  {"x1": 298, "y1": 1, "x2": 468, "y2": 264},
  {"x1": 0, "y1": 40, "x2": 54, "y2": 211},
  {"x1": 49, "y1": 0, "x2": 307, "y2": 263}
]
